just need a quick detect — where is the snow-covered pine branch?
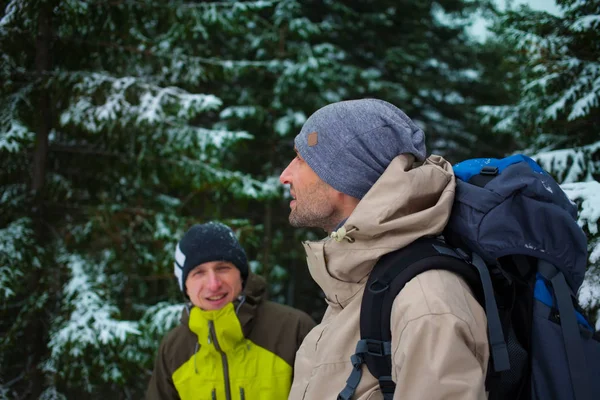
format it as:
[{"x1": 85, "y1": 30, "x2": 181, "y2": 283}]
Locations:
[
  {"x1": 58, "y1": 72, "x2": 222, "y2": 131},
  {"x1": 140, "y1": 302, "x2": 185, "y2": 338},
  {"x1": 562, "y1": 181, "x2": 600, "y2": 329},
  {"x1": 46, "y1": 252, "x2": 140, "y2": 390},
  {"x1": 480, "y1": 4, "x2": 599, "y2": 135},
  {"x1": 0, "y1": 218, "x2": 39, "y2": 300},
  {"x1": 0, "y1": 88, "x2": 35, "y2": 153},
  {"x1": 534, "y1": 141, "x2": 600, "y2": 184}
]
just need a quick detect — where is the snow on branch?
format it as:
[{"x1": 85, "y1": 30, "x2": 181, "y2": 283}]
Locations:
[
  {"x1": 544, "y1": 62, "x2": 600, "y2": 121},
  {"x1": 59, "y1": 72, "x2": 223, "y2": 132},
  {"x1": 138, "y1": 86, "x2": 221, "y2": 124},
  {"x1": 164, "y1": 124, "x2": 252, "y2": 152},
  {"x1": 557, "y1": 173, "x2": 600, "y2": 332},
  {"x1": 480, "y1": 59, "x2": 599, "y2": 134},
  {"x1": 274, "y1": 110, "x2": 306, "y2": 136},
  {"x1": 220, "y1": 105, "x2": 260, "y2": 120},
  {"x1": 140, "y1": 302, "x2": 185, "y2": 337},
  {"x1": 0, "y1": 218, "x2": 37, "y2": 300},
  {"x1": 0, "y1": 0, "x2": 23, "y2": 33},
  {"x1": 570, "y1": 14, "x2": 600, "y2": 32},
  {"x1": 534, "y1": 141, "x2": 600, "y2": 184},
  {"x1": 39, "y1": 386, "x2": 67, "y2": 400},
  {"x1": 0, "y1": 88, "x2": 35, "y2": 153},
  {"x1": 48, "y1": 253, "x2": 140, "y2": 360},
  {"x1": 503, "y1": 27, "x2": 569, "y2": 59},
  {"x1": 579, "y1": 256, "x2": 600, "y2": 330},
  {"x1": 561, "y1": 181, "x2": 600, "y2": 236},
  {"x1": 202, "y1": 165, "x2": 281, "y2": 199},
  {"x1": 116, "y1": 0, "x2": 278, "y2": 10},
  {"x1": 488, "y1": 5, "x2": 599, "y2": 132}
]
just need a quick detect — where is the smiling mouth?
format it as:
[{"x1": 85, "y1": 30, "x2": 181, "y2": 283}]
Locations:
[{"x1": 206, "y1": 294, "x2": 227, "y2": 301}]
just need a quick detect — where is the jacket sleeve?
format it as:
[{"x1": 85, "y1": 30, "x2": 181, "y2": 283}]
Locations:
[
  {"x1": 390, "y1": 270, "x2": 488, "y2": 400},
  {"x1": 145, "y1": 336, "x2": 180, "y2": 400}
]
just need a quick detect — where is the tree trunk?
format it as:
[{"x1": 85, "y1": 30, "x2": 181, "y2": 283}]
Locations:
[
  {"x1": 27, "y1": 3, "x2": 54, "y2": 397},
  {"x1": 31, "y1": 7, "x2": 52, "y2": 194}
]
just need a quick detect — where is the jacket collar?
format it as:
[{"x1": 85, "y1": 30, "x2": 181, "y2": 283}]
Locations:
[
  {"x1": 188, "y1": 303, "x2": 244, "y2": 352},
  {"x1": 303, "y1": 154, "x2": 455, "y2": 308},
  {"x1": 181, "y1": 273, "x2": 268, "y2": 350}
]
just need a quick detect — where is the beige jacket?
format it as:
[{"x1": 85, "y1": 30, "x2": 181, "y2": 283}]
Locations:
[{"x1": 289, "y1": 155, "x2": 489, "y2": 400}]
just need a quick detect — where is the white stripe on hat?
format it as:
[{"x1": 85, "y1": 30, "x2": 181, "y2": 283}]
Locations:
[
  {"x1": 174, "y1": 243, "x2": 186, "y2": 291},
  {"x1": 173, "y1": 262, "x2": 183, "y2": 291},
  {"x1": 175, "y1": 243, "x2": 186, "y2": 267}
]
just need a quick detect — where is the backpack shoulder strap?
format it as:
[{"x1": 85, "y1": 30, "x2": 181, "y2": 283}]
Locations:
[
  {"x1": 340, "y1": 237, "x2": 482, "y2": 399},
  {"x1": 538, "y1": 260, "x2": 593, "y2": 400}
]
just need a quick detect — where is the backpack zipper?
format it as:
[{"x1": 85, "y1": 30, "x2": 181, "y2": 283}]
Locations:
[{"x1": 209, "y1": 320, "x2": 232, "y2": 400}]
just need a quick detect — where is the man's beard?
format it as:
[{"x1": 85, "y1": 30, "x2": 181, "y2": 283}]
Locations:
[{"x1": 289, "y1": 202, "x2": 341, "y2": 233}]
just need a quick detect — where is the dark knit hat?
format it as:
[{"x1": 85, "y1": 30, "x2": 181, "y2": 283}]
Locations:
[
  {"x1": 173, "y1": 222, "x2": 248, "y2": 294},
  {"x1": 294, "y1": 99, "x2": 426, "y2": 199}
]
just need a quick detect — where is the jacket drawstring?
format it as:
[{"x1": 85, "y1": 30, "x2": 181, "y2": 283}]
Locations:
[
  {"x1": 194, "y1": 342, "x2": 200, "y2": 373},
  {"x1": 235, "y1": 294, "x2": 247, "y2": 315},
  {"x1": 330, "y1": 226, "x2": 357, "y2": 243}
]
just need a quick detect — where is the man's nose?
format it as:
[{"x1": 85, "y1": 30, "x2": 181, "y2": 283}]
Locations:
[
  {"x1": 279, "y1": 161, "x2": 293, "y2": 185},
  {"x1": 206, "y1": 271, "x2": 221, "y2": 290}
]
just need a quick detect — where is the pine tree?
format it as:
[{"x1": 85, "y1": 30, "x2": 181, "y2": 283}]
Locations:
[
  {"x1": 290, "y1": 0, "x2": 517, "y2": 161},
  {"x1": 217, "y1": 0, "x2": 520, "y2": 313},
  {"x1": 0, "y1": 0, "x2": 280, "y2": 397},
  {"x1": 480, "y1": 0, "x2": 600, "y2": 327},
  {"x1": 1, "y1": 0, "x2": 532, "y2": 397}
]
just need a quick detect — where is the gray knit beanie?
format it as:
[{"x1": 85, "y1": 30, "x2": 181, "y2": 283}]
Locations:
[{"x1": 294, "y1": 99, "x2": 426, "y2": 199}]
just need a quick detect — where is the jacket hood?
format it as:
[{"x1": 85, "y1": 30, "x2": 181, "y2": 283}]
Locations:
[{"x1": 303, "y1": 154, "x2": 455, "y2": 307}]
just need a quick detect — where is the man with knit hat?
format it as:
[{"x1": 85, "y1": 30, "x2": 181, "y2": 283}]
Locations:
[
  {"x1": 280, "y1": 99, "x2": 489, "y2": 400},
  {"x1": 146, "y1": 222, "x2": 315, "y2": 400}
]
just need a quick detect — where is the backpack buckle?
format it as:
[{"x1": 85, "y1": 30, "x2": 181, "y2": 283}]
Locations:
[
  {"x1": 350, "y1": 353, "x2": 364, "y2": 368},
  {"x1": 480, "y1": 166, "x2": 499, "y2": 176},
  {"x1": 378, "y1": 376, "x2": 395, "y2": 394},
  {"x1": 363, "y1": 339, "x2": 390, "y2": 357},
  {"x1": 456, "y1": 247, "x2": 471, "y2": 262}
]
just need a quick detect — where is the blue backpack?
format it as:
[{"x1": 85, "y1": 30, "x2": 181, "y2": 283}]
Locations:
[{"x1": 338, "y1": 155, "x2": 600, "y2": 400}]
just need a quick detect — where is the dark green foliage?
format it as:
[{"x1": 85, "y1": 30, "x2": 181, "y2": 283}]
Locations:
[{"x1": 0, "y1": 0, "x2": 539, "y2": 398}]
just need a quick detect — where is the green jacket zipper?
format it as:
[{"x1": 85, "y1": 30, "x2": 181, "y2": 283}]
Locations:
[{"x1": 209, "y1": 320, "x2": 232, "y2": 400}]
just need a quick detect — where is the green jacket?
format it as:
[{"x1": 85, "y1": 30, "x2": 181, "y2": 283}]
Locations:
[{"x1": 146, "y1": 274, "x2": 315, "y2": 400}]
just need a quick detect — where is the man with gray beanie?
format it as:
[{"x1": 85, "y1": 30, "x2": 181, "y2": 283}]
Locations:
[
  {"x1": 146, "y1": 222, "x2": 315, "y2": 400},
  {"x1": 280, "y1": 99, "x2": 489, "y2": 400}
]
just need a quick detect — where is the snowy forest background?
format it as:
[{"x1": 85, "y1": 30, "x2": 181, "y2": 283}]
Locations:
[{"x1": 0, "y1": 0, "x2": 598, "y2": 398}]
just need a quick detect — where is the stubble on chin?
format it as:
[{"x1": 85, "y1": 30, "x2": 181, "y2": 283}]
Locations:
[
  {"x1": 288, "y1": 206, "x2": 340, "y2": 233},
  {"x1": 288, "y1": 209, "x2": 305, "y2": 228}
]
